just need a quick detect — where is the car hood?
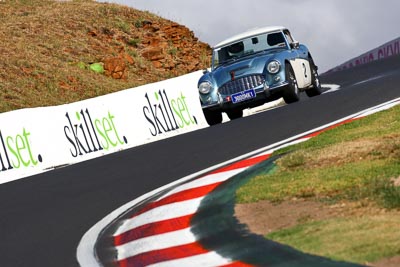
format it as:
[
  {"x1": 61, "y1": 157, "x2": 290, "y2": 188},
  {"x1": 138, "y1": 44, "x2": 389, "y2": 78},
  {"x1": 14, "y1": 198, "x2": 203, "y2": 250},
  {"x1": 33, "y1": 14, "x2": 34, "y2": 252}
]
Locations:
[{"x1": 211, "y1": 52, "x2": 276, "y2": 88}]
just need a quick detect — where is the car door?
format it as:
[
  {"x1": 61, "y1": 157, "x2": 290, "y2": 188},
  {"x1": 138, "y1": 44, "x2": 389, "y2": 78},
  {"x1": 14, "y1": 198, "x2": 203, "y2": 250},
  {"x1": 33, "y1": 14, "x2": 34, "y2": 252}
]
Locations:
[{"x1": 284, "y1": 30, "x2": 312, "y2": 89}]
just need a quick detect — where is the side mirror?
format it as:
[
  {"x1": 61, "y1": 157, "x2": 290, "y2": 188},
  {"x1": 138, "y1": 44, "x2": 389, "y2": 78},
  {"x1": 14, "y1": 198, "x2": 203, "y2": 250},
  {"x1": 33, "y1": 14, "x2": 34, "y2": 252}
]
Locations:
[{"x1": 290, "y1": 41, "x2": 300, "y2": 50}]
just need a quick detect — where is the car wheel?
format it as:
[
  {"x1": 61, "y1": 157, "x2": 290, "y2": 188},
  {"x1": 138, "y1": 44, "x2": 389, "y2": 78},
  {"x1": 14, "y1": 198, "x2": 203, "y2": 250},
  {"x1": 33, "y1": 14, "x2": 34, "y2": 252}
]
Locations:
[
  {"x1": 226, "y1": 109, "x2": 243, "y2": 120},
  {"x1": 283, "y1": 63, "x2": 300, "y2": 104},
  {"x1": 203, "y1": 109, "x2": 222, "y2": 126},
  {"x1": 306, "y1": 58, "x2": 322, "y2": 97}
]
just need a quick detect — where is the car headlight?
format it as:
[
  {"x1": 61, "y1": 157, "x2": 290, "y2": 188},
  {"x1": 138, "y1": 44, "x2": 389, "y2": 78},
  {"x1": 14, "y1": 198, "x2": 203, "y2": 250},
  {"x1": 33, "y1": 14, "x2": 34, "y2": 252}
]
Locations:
[
  {"x1": 267, "y1": 60, "x2": 281, "y2": 74},
  {"x1": 198, "y1": 81, "x2": 212, "y2": 94}
]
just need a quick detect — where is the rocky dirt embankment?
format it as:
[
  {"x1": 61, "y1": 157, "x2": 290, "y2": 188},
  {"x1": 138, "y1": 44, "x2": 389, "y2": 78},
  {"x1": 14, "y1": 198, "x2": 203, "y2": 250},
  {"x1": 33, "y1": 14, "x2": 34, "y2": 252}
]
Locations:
[{"x1": 0, "y1": 0, "x2": 211, "y2": 112}]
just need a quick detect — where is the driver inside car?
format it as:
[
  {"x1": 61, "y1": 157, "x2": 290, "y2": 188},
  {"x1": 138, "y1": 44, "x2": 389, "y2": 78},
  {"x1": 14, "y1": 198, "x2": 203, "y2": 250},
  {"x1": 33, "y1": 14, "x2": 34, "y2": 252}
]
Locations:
[{"x1": 228, "y1": 42, "x2": 244, "y2": 58}]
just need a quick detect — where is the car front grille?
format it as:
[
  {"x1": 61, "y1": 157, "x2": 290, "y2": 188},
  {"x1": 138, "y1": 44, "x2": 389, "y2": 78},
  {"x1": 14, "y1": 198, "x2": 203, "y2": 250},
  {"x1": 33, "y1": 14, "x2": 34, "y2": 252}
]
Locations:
[{"x1": 219, "y1": 75, "x2": 265, "y2": 95}]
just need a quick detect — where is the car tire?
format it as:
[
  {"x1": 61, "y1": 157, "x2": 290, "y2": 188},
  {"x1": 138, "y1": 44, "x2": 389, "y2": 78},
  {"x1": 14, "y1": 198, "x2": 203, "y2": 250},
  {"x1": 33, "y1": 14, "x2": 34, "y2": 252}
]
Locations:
[
  {"x1": 226, "y1": 109, "x2": 243, "y2": 120},
  {"x1": 203, "y1": 109, "x2": 222, "y2": 126},
  {"x1": 306, "y1": 58, "x2": 322, "y2": 97},
  {"x1": 283, "y1": 63, "x2": 300, "y2": 104}
]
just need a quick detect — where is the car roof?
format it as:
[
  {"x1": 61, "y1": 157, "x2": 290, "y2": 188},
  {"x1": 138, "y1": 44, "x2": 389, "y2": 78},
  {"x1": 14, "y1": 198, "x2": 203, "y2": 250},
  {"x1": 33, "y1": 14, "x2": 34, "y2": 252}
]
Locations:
[{"x1": 214, "y1": 26, "x2": 287, "y2": 49}]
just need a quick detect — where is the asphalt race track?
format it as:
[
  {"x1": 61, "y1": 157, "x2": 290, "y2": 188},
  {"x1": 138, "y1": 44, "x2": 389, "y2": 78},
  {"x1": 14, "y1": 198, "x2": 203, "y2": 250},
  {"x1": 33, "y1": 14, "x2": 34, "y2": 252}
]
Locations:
[{"x1": 0, "y1": 55, "x2": 399, "y2": 267}]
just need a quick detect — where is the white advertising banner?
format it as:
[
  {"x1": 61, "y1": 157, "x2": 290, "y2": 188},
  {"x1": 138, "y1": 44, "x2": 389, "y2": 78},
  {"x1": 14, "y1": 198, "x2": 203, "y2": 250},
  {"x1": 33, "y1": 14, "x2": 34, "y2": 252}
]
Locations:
[
  {"x1": 328, "y1": 37, "x2": 400, "y2": 72},
  {"x1": 0, "y1": 71, "x2": 207, "y2": 184}
]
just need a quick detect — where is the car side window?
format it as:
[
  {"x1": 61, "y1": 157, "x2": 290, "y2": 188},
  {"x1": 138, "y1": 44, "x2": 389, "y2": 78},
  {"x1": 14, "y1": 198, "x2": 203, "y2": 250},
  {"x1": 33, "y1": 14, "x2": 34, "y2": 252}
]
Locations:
[{"x1": 284, "y1": 30, "x2": 294, "y2": 44}]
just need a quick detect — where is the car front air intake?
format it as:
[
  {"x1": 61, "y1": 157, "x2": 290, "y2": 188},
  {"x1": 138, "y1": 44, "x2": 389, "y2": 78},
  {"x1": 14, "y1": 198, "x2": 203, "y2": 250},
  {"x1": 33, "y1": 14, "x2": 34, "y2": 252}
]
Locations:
[{"x1": 219, "y1": 74, "x2": 265, "y2": 95}]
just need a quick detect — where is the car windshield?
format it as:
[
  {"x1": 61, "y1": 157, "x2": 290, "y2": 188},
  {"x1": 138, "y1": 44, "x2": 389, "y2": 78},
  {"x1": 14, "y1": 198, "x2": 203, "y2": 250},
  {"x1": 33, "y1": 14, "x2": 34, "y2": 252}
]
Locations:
[{"x1": 212, "y1": 31, "x2": 288, "y2": 70}]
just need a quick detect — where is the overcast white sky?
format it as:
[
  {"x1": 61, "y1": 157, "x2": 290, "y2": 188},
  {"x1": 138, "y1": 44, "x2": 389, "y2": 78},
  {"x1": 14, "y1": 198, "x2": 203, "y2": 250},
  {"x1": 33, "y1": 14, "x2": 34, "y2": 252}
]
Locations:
[{"x1": 99, "y1": 0, "x2": 399, "y2": 72}]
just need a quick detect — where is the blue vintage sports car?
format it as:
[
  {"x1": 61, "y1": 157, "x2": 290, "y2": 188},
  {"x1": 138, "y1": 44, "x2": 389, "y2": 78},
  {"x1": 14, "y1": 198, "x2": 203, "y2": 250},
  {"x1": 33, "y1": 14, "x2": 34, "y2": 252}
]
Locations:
[{"x1": 198, "y1": 26, "x2": 321, "y2": 125}]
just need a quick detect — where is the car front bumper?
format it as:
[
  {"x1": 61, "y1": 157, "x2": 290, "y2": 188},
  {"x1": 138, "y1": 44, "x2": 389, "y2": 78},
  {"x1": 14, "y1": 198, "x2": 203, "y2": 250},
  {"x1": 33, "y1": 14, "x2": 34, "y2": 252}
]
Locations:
[{"x1": 201, "y1": 81, "x2": 289, "y2": 111}]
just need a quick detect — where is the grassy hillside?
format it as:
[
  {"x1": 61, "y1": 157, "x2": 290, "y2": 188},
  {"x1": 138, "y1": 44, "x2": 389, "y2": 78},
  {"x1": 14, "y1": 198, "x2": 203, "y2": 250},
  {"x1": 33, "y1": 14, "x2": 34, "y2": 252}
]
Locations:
[
  {"x1": 0, "y1": 0, "x2": 211, "y2": 113},
  {"x1": 237, "y1": 105, "x2": 400, "y2": 265}
]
